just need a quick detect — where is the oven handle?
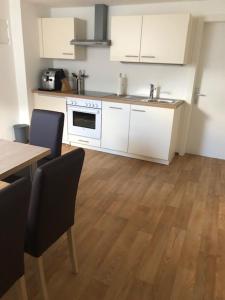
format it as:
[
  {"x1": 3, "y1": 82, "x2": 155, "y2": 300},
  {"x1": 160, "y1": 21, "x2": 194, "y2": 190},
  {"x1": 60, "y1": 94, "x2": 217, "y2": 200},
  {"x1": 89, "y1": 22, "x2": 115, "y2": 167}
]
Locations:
[{"x1": 67, "y1": 106, "x2": 100, "y2": 115}]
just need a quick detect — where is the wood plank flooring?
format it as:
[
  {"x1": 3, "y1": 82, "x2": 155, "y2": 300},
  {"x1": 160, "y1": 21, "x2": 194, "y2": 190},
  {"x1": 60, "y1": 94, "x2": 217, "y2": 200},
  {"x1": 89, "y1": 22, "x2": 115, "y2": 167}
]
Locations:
[{"x1": 3, "y1": 146, "x2": 225, "y2": 300}]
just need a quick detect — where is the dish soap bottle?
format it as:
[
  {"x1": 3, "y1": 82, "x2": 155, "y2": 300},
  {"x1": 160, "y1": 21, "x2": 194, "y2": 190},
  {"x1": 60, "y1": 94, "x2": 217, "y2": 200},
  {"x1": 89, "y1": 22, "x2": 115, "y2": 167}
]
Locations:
[
  {"x1": 154, "y1": 85, "x2": 161, "y2": 99},
  {"x1": 117, "y1": 73, "x2": 127, "y2": 96}
]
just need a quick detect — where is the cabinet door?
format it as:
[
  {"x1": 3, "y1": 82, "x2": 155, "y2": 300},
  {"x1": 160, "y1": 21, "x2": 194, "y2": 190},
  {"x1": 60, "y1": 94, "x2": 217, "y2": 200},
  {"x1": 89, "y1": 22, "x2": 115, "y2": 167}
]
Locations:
[
  {"x1": 110, "y1": 16, "x2": 142, "y2": 62},
  {"x1": 33, "y1": 94, "x2": 68, "y2": 143},
  {"x1": 41, "y1": 18, "x2": 75, "y2": 59},
  {"x1": 140, "y1": 14, "x2": 191, "y2": 64},
  {"x1": 128, "y1": 105, "x2": 174, "y2": 160},
  {"x1": 101, "y1": 102, "x2": 130, "y2": 152}
]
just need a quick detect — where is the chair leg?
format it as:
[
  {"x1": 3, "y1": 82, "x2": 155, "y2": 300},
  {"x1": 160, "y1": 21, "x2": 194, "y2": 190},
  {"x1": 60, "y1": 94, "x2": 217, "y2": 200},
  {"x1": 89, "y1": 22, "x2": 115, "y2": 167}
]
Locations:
[
  {"x1": 37, "y1": 256, "x2": 49, "y2": 300},
  {"x1": 67, "y1": 227, "x2": 79, "y2": 274},
  {"x1": 17, "y1": 275, "x2": 28, "y2": 300}
]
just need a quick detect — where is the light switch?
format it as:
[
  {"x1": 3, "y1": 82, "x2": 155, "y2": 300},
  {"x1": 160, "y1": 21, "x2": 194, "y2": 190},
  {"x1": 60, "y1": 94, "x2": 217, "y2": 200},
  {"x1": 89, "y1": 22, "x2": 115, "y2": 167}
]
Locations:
[{"x1": 0, "y1": 19, "x2": 9, "y2": 45}]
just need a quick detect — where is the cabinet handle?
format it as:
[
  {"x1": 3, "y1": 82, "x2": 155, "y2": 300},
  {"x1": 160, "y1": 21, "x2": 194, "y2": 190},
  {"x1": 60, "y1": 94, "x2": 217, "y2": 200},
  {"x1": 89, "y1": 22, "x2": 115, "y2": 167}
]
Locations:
[
  {"x1": 78, "y1": 139, "x2": 89, "y2": 144},
  {"x1": 132, "y1": 109, "x2": 146, "y2": 113},
  {"x1": 125, "y1": 55, "x2": 139, "y2": 58},
  {"x1": 62, "y1": 52, "x2": 74, "y2": 56},
  {"x1": 196, "y1": 94, "x2": 207, "y2": 97},
  {"x1": 109, "y1": 106, "x2": 122, "y2": 110},
  {"x1": 141, "y1": 55, "x2": 156, "y2": 58}
]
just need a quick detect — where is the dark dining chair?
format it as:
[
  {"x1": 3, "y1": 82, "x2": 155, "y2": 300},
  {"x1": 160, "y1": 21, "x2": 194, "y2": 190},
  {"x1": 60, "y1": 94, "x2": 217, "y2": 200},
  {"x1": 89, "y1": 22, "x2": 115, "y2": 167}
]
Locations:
[
  {"x1": 0, "y1": 178, "x2": 30, "y2": 300},
  {"x1": 29, "y1": 109, "x2": 65, "y2": 165},
  {"x1": 25, "y1": 148, "x2": 85, "y2": 300},
  {"x1": 5, "y1": 109, "x2": 65, "y2": 183}
]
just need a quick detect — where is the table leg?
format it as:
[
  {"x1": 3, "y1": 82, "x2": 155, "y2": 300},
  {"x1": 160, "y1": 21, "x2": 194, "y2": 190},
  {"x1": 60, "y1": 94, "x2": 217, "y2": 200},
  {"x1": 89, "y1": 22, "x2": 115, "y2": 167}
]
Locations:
[{"x1": 30, "y1": 161, "x2": 37, "y2": 180}]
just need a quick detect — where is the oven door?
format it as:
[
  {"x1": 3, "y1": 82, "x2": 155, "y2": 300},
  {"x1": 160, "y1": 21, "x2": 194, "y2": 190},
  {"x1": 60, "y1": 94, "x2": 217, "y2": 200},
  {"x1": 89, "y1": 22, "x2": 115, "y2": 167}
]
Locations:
[{"x1": 67, "y1": 106, "x2": 101, "y2": 139}]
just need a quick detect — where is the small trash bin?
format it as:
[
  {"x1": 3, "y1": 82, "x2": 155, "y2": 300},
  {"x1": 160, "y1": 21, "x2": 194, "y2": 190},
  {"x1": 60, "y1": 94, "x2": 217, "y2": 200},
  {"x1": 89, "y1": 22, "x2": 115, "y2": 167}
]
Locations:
[{"x1": 13, "y1": 124, "x2": 29, "y2": 144}]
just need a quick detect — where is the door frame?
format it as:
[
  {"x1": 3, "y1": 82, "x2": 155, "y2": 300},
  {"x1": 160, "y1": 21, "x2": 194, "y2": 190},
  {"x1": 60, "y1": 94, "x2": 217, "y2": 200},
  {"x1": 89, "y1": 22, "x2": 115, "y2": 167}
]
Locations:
[{"x1": 181, "y1": 14, "x2": 225, "y2": 155}]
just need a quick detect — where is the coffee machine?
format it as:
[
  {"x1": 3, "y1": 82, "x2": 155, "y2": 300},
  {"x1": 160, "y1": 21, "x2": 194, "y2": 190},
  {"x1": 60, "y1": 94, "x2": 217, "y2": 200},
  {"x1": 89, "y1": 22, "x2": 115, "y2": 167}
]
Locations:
[{"x1": 40, "y1": 68, "x2": 65, "y2": 91}]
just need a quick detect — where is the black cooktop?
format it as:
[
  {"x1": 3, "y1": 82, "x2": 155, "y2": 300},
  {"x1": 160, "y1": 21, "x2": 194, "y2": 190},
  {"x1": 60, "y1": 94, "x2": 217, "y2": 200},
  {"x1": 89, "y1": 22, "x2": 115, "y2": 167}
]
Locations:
[
  {"x1": 38, "y1": 89, "x2": 116, "y2": 98},
  {"x1": 76, "y1": 90, "x2": 116, "y2": 97}
]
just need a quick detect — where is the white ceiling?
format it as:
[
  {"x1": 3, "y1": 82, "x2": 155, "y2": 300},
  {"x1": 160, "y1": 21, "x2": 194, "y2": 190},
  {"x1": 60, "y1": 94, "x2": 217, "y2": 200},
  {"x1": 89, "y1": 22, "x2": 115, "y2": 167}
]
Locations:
[{"x1": 26, "y1": 0, "x2": 205, "y2": 8}]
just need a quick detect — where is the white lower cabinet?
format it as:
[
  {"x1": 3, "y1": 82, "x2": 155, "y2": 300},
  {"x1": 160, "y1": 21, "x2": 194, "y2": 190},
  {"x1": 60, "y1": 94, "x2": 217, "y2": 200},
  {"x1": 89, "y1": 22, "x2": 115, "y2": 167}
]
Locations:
[
  {"x1": 33, "y1": 94, "x2": 68, "y2": 143},
  {"x1": 33, "y1": 93, "x2": 182, "y2": 164},
  {"x1": 128, "y1": 105, "x2": 174, "y2": 160},
  {"x1": 101, "y1": 102, "x2": 130, "y2": 152}
]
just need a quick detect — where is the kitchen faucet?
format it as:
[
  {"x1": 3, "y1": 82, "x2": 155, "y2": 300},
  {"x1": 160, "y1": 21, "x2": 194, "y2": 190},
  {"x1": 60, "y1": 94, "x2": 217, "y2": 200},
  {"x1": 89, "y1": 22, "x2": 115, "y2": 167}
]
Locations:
[{"x1": 149, "y1": 84, "x2": 155, "y2": 100}]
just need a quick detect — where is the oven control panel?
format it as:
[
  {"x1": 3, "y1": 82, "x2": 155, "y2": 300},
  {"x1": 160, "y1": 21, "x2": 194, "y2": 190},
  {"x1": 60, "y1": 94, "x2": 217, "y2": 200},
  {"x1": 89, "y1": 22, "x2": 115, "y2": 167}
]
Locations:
[{"x1": 67, "y1": 98, "x2": 102, "y2": 109}]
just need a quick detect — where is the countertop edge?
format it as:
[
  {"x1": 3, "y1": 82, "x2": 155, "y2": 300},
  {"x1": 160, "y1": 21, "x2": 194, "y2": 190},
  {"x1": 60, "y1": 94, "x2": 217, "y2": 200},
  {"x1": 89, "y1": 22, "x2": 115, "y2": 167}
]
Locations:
[{"x1": 32, "y1": 90, "x2": 185, "y2": 109}]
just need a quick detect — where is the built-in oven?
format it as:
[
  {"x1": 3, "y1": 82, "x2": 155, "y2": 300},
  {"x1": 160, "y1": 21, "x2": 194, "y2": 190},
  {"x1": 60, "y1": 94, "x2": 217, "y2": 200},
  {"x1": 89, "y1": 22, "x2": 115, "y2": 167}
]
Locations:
[{"x1": 67, "y1": 98, "x2": 102, "y2": 140}]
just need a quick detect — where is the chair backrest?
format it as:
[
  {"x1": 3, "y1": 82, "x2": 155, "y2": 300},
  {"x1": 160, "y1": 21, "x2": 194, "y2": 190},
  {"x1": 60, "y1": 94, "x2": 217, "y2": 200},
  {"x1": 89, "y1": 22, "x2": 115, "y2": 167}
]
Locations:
[
  {"x1": 0, "y1": 178, "x2": 30, "y2": 297},
  {"x1": 29, "y1": 109, "x2": 64, "y2": 160},
  {"x1": 25, "y1": 148, "x2": 85, "y2": 257}
]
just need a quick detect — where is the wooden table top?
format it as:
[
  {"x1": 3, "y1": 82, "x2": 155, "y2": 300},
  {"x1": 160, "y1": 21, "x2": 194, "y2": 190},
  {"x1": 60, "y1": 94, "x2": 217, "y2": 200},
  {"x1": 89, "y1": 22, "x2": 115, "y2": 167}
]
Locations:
[{"x1": 0, "y1": 139, "x2": 51, "y2": 180}]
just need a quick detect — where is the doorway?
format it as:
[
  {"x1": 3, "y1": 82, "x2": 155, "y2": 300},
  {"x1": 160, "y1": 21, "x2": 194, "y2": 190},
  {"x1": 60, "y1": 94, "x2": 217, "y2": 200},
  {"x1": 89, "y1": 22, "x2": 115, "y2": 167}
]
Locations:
[{"x1": 188, "y1": 22, "x2": 225, "y2": 160}]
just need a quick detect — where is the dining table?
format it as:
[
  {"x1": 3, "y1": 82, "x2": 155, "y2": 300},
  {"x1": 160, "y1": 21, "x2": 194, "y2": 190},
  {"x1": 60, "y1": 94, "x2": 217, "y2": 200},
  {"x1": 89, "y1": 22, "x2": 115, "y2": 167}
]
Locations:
[{"x1": 0, "y1": 139, "x2": 51, "y2": 181}]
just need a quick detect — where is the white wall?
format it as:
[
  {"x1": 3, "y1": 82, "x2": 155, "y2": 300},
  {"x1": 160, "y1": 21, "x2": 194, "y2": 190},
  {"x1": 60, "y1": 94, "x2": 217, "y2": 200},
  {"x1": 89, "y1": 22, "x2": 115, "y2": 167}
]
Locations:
[
  {"x1": 50, "y1": 0, "x2": 225, "y2": 101},
  {"x1": 51, "y1": 6, "x2": 190, "y2": 100},
  {"x1": 19, "y1": 0, "x2": 225, "y2": 155},
  {"x1": 21, "y1": 2, "x2": 51, "y2": 115},
  {"x1": 9, "y1": 0, "x2": 31, "y2": 125},
  {"x1": 0, "y1": 0, "x2": 19, "y2": 140},
  {"x1": 0, "y1": 0, "x2": 50, "y2": 141},
  {"x1": 49, "y1": 0, "x2": 225, "y2": 155}
]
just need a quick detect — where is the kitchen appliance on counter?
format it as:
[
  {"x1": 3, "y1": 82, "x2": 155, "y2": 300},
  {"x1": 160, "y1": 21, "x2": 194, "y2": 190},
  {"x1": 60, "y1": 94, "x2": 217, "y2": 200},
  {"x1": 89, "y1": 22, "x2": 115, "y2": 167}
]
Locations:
[
  {"x1": 72, "y1": 70, "x2": 88, "y2": 94},
  {"x1": 67, "y1": 97, "x2": 102, "y2": 146},
  {"x1": 40, "y1": 68, "x2": 65, "y2": 91}
]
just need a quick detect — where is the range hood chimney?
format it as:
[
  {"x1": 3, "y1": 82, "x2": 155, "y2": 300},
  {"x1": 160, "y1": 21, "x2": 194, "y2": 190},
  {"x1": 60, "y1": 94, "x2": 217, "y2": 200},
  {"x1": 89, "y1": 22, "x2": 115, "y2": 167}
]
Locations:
[{"x1": 71, "y1": 4, "x2": 111, "y2": 47}]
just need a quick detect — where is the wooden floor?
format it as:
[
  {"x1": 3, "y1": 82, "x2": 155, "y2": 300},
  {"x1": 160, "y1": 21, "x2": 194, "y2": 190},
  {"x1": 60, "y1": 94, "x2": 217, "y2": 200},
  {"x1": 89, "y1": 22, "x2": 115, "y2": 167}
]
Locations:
[{"x1": 3, "y1": 146, "x2": 225, "y2": 300}]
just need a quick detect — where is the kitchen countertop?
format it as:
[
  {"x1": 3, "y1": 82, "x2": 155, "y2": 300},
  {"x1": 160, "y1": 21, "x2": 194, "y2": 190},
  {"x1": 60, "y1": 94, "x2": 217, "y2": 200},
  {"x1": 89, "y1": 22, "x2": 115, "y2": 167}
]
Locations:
[{"x1": 33, "y1": 89, "x2": 185, "y2": 109}]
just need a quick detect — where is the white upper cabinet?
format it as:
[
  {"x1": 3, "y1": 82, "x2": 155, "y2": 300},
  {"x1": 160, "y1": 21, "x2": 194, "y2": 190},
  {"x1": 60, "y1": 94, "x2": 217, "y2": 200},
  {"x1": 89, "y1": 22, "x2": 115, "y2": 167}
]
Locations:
[
  {"x1": 140, "y1": 14, "x2": 191, "y2": 64},
  {"x1": 39, "y1": 18, "x2": 86, "y2": 60},
  {"x1": 110, "y1": 14, "x2": 192, "y2": 64},
  {"x1": 101, "y1": 101, "x2": 130, "y2": 152},
  {"x1": 110, "y1": 16, "x2": 142, "y2": 62}
]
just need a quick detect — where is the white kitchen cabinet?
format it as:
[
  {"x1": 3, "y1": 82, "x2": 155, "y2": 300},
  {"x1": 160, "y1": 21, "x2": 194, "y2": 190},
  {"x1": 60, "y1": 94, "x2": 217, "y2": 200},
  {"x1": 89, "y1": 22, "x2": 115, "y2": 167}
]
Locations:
[
  {"x1": 101, "y1": 102, "x2": 130, "y2": 152},
  {"x1": 110, "y1": 14, "x2": 191, "y2": 64},
  {"x1": 128, "y1": 105, "x2": 175, "y2": 160},
  {"x1": 33, "y1": 94, "x2": 68, "y2": 143},
  {"x1": 38, "y1": 18, "x2": 86, "y2": 60},
  {"x1": 140, "y1": 14, "x2": 191, "y2": 64},
  {"x1": 110, "y1": 16, "x2": 142, "y2": 62}
]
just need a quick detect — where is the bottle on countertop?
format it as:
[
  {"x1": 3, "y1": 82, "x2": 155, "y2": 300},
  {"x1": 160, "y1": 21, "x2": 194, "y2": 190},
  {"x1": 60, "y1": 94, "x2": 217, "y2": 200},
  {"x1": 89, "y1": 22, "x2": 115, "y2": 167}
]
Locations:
[
  {"x1": 117, "y1": 73, "x2": 127, "y2": 96},
  {"x1": 154, "y1": 85, "x2": 161, "y2": 99}
]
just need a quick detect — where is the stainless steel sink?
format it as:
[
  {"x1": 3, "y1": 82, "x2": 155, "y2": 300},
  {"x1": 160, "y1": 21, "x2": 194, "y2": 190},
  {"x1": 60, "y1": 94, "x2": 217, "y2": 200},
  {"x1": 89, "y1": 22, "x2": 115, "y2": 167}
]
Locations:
[
  {"x1": 121, "y1": 95, "x2": 177, "y2": 104},
  {"x1": 140, "y1": 98, "x2": 177, "y2": 104},
  {"x1": 122, "y1": 95, "x2": 145, "y2": 100}
]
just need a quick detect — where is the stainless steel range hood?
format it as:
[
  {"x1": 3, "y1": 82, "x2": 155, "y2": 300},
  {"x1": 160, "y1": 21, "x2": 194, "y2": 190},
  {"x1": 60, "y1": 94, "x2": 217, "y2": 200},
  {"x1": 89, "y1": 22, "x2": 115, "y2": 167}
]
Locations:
[{"x1": 71, "y1": 4, "x2": 111, "y2": 47}]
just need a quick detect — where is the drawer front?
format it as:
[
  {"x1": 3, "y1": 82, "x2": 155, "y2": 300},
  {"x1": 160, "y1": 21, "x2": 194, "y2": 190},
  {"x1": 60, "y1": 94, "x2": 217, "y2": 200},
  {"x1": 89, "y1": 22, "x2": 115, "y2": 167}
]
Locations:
[{"x1": 68, "y1": 134, "x2": 101, "y2": 148}]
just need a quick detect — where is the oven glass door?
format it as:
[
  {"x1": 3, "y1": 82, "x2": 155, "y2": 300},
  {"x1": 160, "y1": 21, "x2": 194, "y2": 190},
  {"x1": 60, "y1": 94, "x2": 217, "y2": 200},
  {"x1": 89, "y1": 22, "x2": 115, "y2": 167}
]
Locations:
[
  {"x1": 68, "y1": 106, "x2": 101, "y2": 139},
  {"x1": 73, "y1": 111, "x2": 96, "y2": 130}
]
